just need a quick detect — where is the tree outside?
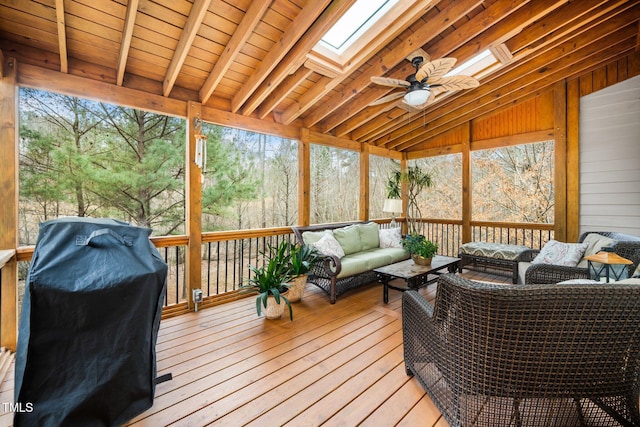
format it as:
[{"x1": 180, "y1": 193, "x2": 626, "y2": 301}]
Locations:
[
  {"x1": 412, "y1": 154, "x2": 463, "y2": 220},
  {"x1": 18, "y1": 89, "x2": 555, "y2": 243},
  {"x1": 310, "y1": 145, "x2": 360, "y2": 224},
  {"x1": 473, "y1": 141, "x2": 554, "y2": 223},
  {"x1": 200, "y1": 125, "x2": 298, "y2": 231},
  {"x1": 369, "y1": 155, "x2": 399, "y2": 219}
]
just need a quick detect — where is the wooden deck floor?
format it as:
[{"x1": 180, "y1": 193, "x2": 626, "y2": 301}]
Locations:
[{"x1": 0, "y1": 270, "x2": 509, "y2": 427}]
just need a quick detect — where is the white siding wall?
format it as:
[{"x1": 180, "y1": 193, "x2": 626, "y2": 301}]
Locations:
[{"x1": 579, "y1": 74, "x2": 640, "y2": 236}]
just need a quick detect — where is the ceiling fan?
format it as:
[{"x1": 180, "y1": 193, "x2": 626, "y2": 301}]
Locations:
[{"x1": 370, "y1": 56, "x2": 479, "y2": 109}]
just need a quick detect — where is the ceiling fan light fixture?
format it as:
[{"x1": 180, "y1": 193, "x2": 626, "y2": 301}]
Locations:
[{"x1": 404, "y1": 88, "x2": 430, "y2": 106}]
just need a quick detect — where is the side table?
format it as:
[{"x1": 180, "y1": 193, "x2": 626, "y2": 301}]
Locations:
[{"x1": 583, "y1": 251, "x2": 633, "y2": 283}]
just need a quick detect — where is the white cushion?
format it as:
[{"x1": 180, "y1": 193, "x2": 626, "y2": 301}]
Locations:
[
  {"x1": 531, "y1": 240, "x2": 589, "y2": 267},
  {"x1": 313, "y1": 232, "x2": 345, "y2": 258},
  {"x1": 581, "y1": 233, "x2": 615, "y2": 257},
  {"x1": 378, "y1": 227, "x2": 403, "y2": 248},
  {"x1": 557, "y1": 279, "x2": 601, "y2": 284},
  {"x1": 618, "y1": 278, "x2": 640, "y2": 285}
]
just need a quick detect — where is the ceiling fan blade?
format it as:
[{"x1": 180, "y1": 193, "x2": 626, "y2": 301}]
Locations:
[
  {"x1": 370, "y1": 76, "x2": 410, "y2": 88},
  {"x1": 369, "y1": 91, "x2": 405, "y2": 106},
  {"x1": 415, "y1": 57, "x2": 457, "y2": 82},
  {"x1": 436, "y1": 75, "x2": 480, "y2": 91}
]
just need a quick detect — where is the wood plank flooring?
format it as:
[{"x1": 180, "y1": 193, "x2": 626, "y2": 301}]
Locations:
[{"x1": 0, "y1": 270, "x2": 509, "y2": 427}]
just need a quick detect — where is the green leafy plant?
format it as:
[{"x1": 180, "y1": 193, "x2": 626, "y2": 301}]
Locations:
[
  {"x1": 386, "y1": 165, "x2": 433, "y2": 234},
  {"x1": 288, "y1": 243, "x2": 319, "y2": 276},
  {"x1": 243, "y1": 241, "x2": 293, "y2": 320},
  {"x1": 402, "y1": 233, "x2": 438, "y2": 259}
]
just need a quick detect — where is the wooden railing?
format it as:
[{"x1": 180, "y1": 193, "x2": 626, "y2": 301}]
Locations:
[
  {"x1": 415, "y1": 219, "x2": 554, "y2": 257},
  {"x1": 7, "y1": 218, "x2": 553, "y2": 318}
]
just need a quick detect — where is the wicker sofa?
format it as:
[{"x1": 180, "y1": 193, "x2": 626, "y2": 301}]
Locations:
[
  {"x1": 519, "y1": 231, "x2": 640, "y2": 284},
  {"x1": 292, "y1": 221, "x2": 409, "y2": 303},
  {"x1": 403, "y1": 274, "x2": 640, "y2": 426}
]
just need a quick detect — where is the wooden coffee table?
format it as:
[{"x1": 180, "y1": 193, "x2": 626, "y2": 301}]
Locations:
[{"x1": 374, "y1": 255, "x2": 461, "y2": 303}]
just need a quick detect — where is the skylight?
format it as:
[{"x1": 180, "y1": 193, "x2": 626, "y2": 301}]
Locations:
[
  {"x1": 319, "y1": 0, "x2": 398, "y2": 54},
  {"x1": 446, "y1": 49, "x2": 498, "y2": 79}
]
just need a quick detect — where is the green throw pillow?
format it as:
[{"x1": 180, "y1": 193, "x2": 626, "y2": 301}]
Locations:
[
  {"x1": 333, "y1": 225, "x2": 361, "y2": 255},
  {"x1": 359, "y1": 222, "x2": 380, "y2": 251}
]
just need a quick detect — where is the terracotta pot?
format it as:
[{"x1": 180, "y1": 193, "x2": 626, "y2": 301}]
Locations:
[
  {"x1": 287, "y1": 275, "x2": 307, "y2": 303},
  {"x1": 264, "y1": 294, "x2": 287, "y2": 319},
  {"x1": 412, "y1": 254, "x2": 432, "y2": 266}
]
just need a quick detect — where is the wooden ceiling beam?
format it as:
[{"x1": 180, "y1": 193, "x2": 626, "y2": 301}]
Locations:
[
  {"x1": 162, "y1": 0, "x2": 211, "y2": 97},
  {"x1": 199, "y1": 0, "x2": 271, "y2": 105},
  {"x1": 391, "y1": 25, "x2": 638, "y2": 150},
  {"x1": 54, "y1": 0, "x2": 67, "y2": 73},
  {"x1": 321, "y1": 0, "x2": 534, "y2": 136},
  {"x1": 116, "y1": 0, "x2": 139, "y2": 86},
  {"x1": 506, "y1": 0, "x2": 629, "y2": 56},
  {"x1": 330, "y1": 87, "x2": 407, "y2": 137},
  {"x1": 230, "y1": 0, "x2": 333, "y2": 113},
  {"x1": 255, "y1": 65, "x2": 313, "y2": 119},
  {"x1": 239, "y1": 0, "x2": 355, "y2": 116},
  {"x1": 359, "y1": 0, "x2": 613, "y2": 145},
  {"x1": 18, "y1": 62, "x2": 188, "y2": 117},
  {"x1": 351, "y1": 107, "x2": 408, "y2": 142}
]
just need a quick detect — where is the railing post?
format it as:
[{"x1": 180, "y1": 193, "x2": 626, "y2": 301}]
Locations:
[
  {"x1": 461, "y1": 124, "x2": 472, "y2": 244},
  {"x1": 186, "y1": 102, "x2": 202, "y2": 311},
  {"x1": 0, "y1": 53, "x2": 18, "y2": 350},
  {"x1": 359, "y1": 143, "x2": 370, "y2": 221}
]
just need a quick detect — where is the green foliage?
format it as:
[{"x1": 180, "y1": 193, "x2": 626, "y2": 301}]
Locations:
[
  {"x1": 386, "y1": 165, "x2": 433, "y2": 234},
  {"x1": 472, "y1": 142, "x2": 554, "y2": 223},
  {"x1": 201, "y1": 125, "x2": 260, "y2": 229},
  {"x1": 288, "y1": 243, "x2": 319, "y2": 276},
  {"x1": 243, "y1": 241, "x2": 293, "y2": 320},
  {"x1": 402, "y1": 234, "x2": 438, "y2": 258},
  {"x1": 92, "y1": 106, "x2": 185, "y2": 231}
]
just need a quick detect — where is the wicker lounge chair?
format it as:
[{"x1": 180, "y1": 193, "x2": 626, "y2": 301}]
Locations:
[
  {"x1": 403, "y1": 274, "x2": 640, "y2": 427},
  {"x1": 522, "y1": 231, "x2": 640, "y2": 284}
]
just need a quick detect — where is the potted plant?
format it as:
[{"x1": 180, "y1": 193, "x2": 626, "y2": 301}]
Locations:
[
  {"x1": 386, "y1": 165, "x2": 433, "y2": 234},
  {"x1": 286, "y1": 243, "x2": 319, "y2": 302},
  {"x1": 403, "y1": 233, "x2": 438, "y2": 266},
  {"x1": 243, "y1": 241, "x2": 293, "y2": 320}
]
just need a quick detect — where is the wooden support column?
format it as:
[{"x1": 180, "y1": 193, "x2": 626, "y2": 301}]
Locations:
[
  {"x1": 359, "y1": 143, "x2": 370, "y2": 221},
  {"x1": 186, "y1": 101, "x2": 202, "y2": 310},
  {"x1": 461, "y1": 123, "x2": 472, "y2": 243},
  {"x1": 0, "y1": 53, "x2": 18, "y2": 350},
  {"x1": 554, "y1": 80, "x2": 568, "y2": 242},
  {"x1": 566, "y1": 78, "x2": 581, "y2": 242},
  {"x1": 298, "y1": 128, "x2": 311, "y2": 226}
]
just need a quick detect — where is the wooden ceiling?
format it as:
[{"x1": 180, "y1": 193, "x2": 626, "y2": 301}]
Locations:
[{"x1": 1, "y1": 0, "x2": 638, "y2": 153}]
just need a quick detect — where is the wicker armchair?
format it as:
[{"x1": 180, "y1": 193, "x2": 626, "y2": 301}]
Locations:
[
  {"x1": 523, "y1": 231, "x2": 640, "y2": 284},
  {"x1": 403, "y1": 274, "x2": 640, "y2": 427}
]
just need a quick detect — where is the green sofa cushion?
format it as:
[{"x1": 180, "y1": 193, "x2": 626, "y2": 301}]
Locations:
[
  {"x1": 336, "y1": 247, "x2": 409, "y2": 278},
  {"x1": 359, "y1": 222, "x2": 380, "y2": 251},
  {"x1": 333, "y1": 224, "x2": 361, "y2": 255},
  {"x1": 302, "y1": 230, "x2": 331, "y2": 246}
]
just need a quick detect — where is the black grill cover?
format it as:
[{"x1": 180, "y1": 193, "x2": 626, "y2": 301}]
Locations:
[{"x1": 14, "y1": 217, "x2": 168, "y2": 426}]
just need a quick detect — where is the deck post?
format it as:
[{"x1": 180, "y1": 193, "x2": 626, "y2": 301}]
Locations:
[
  {"x1": 298, "y1": 128, "x2": 310, "y2": 226},
  {"x1": 461, "y1": 122, "x2": 471, "y2": 244},
  {"x1": 359, "y1": 143, "x2": 369, "y2": 221},
  {"x1": 0, "y1": 53, "x2": 18, "y2": 350},
  {"x1": 186, "y1": 102, "x2": 202, "y2": 310}
]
